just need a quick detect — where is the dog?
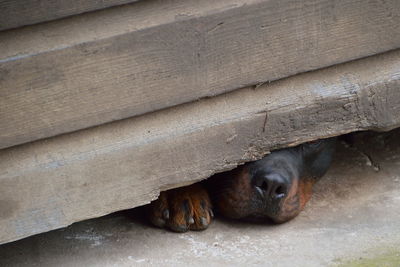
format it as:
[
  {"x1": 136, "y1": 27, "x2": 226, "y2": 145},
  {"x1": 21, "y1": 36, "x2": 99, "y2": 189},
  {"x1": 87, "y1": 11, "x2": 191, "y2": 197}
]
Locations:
[{"x1": 147, "y1": 138, "x2": 336, "y2": 232}]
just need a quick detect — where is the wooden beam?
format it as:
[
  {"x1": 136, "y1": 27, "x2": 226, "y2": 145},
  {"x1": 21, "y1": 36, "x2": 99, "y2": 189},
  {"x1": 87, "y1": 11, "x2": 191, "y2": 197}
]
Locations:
[
  {"x1": 1, "y1": 0, "x2": 400, "y2": 149},
  {"x1": 0, "y1": 0, "x2": 139, "y2": 31},
  {"x1": 1, "y1": 49, "x2": 399, "y2": 244}
]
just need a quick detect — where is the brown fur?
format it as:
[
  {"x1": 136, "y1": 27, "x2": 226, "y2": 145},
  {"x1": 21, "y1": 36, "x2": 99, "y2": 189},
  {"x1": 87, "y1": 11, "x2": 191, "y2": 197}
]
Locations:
[
  {"x1": 147, "y1": 183, "x2": 212, "y2": 232},
  {"x1": 272, "y1": 178, "x2": 315, "y2": 223}
]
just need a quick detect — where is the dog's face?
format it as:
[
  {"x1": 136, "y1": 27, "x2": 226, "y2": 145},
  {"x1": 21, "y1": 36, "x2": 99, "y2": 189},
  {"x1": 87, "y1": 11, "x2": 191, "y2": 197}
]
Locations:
[{"x1": 210, "y1": 138, "x2": 336, "y2": 223}]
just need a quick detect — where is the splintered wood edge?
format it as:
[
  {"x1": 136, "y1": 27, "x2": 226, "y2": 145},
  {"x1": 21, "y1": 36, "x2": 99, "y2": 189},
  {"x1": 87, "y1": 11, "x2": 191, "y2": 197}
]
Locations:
[{"x1": 0, "y1": 50, "x2": 399, "y2": 244}]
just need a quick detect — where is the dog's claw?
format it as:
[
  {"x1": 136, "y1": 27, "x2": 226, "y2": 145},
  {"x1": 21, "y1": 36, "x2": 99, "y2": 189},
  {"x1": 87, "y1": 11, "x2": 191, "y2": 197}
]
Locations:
[{"x1": 148, "y1": 184, "x2": 213, "y2": 232}]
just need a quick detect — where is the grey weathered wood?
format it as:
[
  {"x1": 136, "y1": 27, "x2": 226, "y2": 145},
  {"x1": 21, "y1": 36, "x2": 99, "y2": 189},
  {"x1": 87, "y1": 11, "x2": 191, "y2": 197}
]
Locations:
[
  {"x1": 1, "y1": 49, "x2": 400, "y2": 245},
  {"x1": 0, "y1": 0, "x2": 139, "y2": 31},
  {"x1": 1, "y1": 0, "x2": 400, "y2": 149}
]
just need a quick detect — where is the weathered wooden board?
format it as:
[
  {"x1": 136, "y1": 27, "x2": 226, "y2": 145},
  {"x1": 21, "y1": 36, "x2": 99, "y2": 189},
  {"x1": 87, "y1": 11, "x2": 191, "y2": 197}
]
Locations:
[
  {"x1": 1, "y1": 50, "x2": 399, "y2": 245},
  {"x1": 0, "y1": 0, "x2": 140, "y2": 31},
  {"x1": 1, "y1": 0, "x2": 400, "y2": 149}
]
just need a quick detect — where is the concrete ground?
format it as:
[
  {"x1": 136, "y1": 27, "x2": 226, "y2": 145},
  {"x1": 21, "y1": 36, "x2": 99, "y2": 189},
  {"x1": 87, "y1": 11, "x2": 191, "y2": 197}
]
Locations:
[{"x1": 1, "y1": 130, "x2": 400, "y2": 267}]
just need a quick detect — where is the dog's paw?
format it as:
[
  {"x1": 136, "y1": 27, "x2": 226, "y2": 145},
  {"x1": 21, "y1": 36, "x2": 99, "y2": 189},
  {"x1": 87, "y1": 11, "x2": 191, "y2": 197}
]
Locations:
[{"x1": 147, "y1": 183, "x2": 213, "y2": 232}]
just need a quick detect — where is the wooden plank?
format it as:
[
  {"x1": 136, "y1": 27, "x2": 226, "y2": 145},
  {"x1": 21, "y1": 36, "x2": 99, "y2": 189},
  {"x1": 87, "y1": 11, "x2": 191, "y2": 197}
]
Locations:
[
  {"x1": 1, "y1": 49, "x2": 399, "y2": 245},
  {"x1": 0, "y1": 0, "x2": 140, "y2": 31},
  {"x1": 1, "y1": 0, "x2": 400, "y2": 149}
]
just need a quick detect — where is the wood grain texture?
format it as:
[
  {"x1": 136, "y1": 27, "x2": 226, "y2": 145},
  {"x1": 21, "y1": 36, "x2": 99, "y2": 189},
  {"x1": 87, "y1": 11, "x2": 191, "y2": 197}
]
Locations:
[
  {"x1": 0, "y1": 0, "x2": 139, "y2": 31},
  {"x1": 1, "y1": 0, "x2": 400, "y2": 149},
  {"x1": 1, "y1": 49, "x2": 399, "y2": 244}
]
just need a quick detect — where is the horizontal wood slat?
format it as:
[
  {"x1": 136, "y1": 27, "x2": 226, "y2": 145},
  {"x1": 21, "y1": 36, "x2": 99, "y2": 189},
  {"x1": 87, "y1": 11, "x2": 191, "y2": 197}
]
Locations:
[
  {"x1": 0, "y1": 0, "x2": 139, "y2": 31},
  {"x1": 1, "y1": 0, "x2": 400, "y2": 149}
]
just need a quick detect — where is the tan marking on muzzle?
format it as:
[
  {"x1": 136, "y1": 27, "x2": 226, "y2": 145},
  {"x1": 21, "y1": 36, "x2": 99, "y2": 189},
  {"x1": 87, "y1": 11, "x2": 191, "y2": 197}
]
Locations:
[{"x1": 273, "y1": 177, "x2": 316, "y2": 223}]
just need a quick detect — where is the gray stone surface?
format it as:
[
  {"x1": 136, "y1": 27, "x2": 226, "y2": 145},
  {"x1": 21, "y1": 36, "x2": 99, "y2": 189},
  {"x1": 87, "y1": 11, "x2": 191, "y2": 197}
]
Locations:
[{"x1": 1, "y1": 130, "x2": 400, "y2": 266}]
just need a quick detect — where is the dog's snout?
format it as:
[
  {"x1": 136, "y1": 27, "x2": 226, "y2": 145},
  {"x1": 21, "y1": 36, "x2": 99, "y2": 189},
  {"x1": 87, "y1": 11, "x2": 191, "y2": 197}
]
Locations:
[{"x1": 254, "y1": 173, "x2": 288, "y2": 200}]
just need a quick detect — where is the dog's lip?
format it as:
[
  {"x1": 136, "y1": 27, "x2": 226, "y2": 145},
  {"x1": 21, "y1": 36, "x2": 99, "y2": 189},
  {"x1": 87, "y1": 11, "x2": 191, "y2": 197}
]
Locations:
[
  {"x1": 250, "y1": 187, "x2": 287, "y2": 218},
  {"x1": 241, "y1": 207, "x2": 287, "y2": 223}
]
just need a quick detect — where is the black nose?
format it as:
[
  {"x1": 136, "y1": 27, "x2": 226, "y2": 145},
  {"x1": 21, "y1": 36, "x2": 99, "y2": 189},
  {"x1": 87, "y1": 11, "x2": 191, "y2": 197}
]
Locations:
[{"x1": 254, "y1": 173, "x2": 288, "y2": 200}]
